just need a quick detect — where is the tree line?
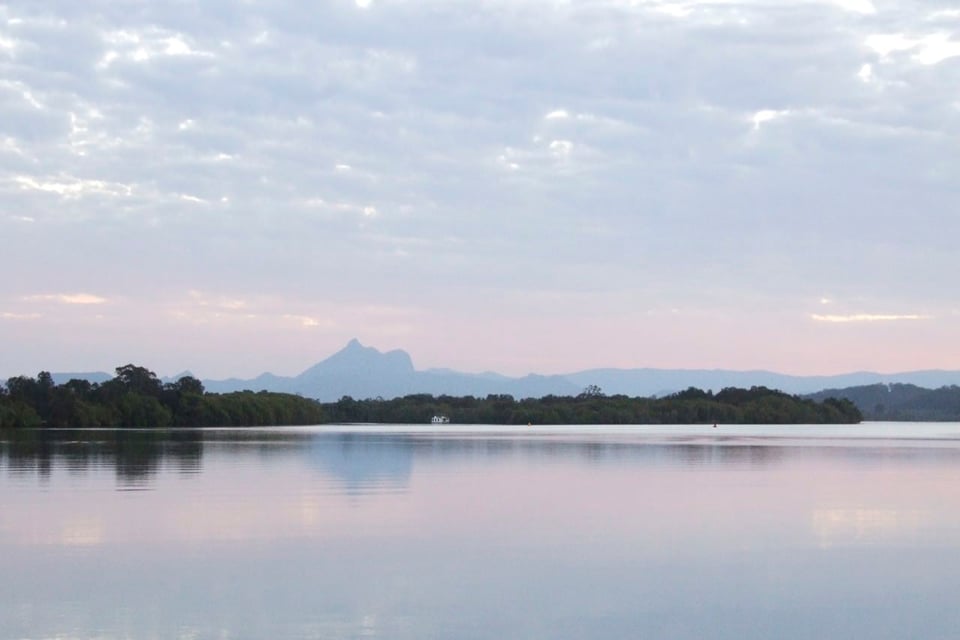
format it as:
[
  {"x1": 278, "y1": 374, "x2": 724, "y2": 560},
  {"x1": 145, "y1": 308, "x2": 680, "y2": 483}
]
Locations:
[
  {"x1": 323, "y1": 385, "x2": 862, "y2": 425},
  {"x1": 807, "y1": 383, "x2": 960, "y2": 421},
  {"x1": 1, "y1": 366, "x2": 862, "y2": 428},
  {"x1": 0, "y1": 365, "x2": 325, "y2": 428}
]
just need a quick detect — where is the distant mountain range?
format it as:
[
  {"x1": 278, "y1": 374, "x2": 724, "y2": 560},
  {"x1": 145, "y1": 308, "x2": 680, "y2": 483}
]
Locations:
[
  {"x1": 199, "y1": 339, "x2": 579, "y2": 400},
  {"x1": 50, "y1": 339, "x2": 960, "y2": 402},
  {"x1": 49, "y1": 371, "x2": 112, "y2": 385},
  {"x1": 193, "y1": 339, "x2": 960, "y2": 401}
]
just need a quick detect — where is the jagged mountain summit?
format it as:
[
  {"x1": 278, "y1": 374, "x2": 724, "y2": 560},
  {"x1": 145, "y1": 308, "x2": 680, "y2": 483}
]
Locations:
[
  {"x1": 201, "y1": 339, "x2": 578, "y2": 400},
  {"x1": 299, "y1": 338, "x2": 414, "y2": 378}
]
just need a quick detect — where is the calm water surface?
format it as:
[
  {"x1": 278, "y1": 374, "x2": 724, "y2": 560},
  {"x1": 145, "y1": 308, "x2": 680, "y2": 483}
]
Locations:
[{"x1": 3, "y1": 423, "x2": 960, "y2": 639}]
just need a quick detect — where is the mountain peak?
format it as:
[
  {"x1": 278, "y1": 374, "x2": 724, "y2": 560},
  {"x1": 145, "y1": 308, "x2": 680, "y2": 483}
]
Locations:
[{"x1": 298, "y1": 339, "x2": 415, "y2": 379}]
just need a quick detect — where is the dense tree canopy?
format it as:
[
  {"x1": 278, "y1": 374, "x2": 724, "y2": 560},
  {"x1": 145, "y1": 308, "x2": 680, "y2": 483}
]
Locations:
[
  {"x1": 321, "y1": 386, "x2": 862, "y2": 425},
  {"x1": 807, "y1": 383, "x2": 960, "y2": 421},
  {"x1": 0, "y1": 366, "x2": 325, "y2": 429},
  {"x1": 1, "y1": 368, "x2": 862, "y2": 429}
]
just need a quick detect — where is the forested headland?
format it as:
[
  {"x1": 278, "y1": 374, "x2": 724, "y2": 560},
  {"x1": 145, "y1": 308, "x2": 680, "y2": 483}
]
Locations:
[
  {"x1": 1, "y1": 366, "x2": 862, "y2": 428},
  {"x1": 807, "y1": 383, "x2": 960, "y2": 421},
  {"x1": 0, "y1": 365, "x2": 325, "y2": 429},
  {"x1": 325, "y1": 385, "x2": 862, "y2": 425}
]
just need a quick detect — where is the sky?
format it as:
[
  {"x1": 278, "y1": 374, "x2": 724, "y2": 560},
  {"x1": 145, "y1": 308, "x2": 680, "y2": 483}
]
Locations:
[{"x1": 1, "y1": 0, "x2": 958, "y2": 380}]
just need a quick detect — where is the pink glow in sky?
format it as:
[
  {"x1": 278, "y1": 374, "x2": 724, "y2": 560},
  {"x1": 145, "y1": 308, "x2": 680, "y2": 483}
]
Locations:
[{"x1": 1, "y1": 1, "x2": 957, "y2": 379}]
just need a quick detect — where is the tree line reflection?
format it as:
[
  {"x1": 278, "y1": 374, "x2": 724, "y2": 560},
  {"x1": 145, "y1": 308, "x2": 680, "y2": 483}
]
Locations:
[
  {"x1": 4, "y1": 429, "x2": 957, "y2": 490},
  {"x1": 1, "y1": 429, "x2": 204, "y2": 486}
]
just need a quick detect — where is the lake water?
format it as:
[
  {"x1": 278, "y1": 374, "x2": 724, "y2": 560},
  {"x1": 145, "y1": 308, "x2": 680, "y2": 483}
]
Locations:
[{"x1": 3, "y1": 423, "x2": 960, "y2": 639}]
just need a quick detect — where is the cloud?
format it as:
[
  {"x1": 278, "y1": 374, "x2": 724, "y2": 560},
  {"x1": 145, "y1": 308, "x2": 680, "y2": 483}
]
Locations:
[
  {"x1": 911, "y1": 34, "x2": 960, "y2": 65},
  {"x1": 0, "y1": 0, "x2": 958, "y2": 376},
  {"x1": 14, "y1": 175, "x2": 134, "y2": 199},
  {"x1": 98, "y1": 28, "x2": 214, "y2": 68},
  {"x1": 751, "y1": 109, "x2": 791, "y2": 131},
  {"x1": 826, "y1": 0, "x2": 876, "y2": 15},
  {"x1": 0, "y1": 78, "x2": 46, "y2": 110},
  {"x1": 24, "y1": 293, "x2": 107, "y2": 305},
  {"x1": 187, "y1": 290, "x2": 248, "y2": 311},
  {"x1": 283, "y1": 314, "x2": 335, "y2": 329},
  {"x1": 0, "y1": 34, "x2": 16, "y2": 54},
  {"x1": 0, "y1": 134, "x2": 25, "y2": 156},
  {"x1": 810, "y1": 313, "x2": 932, "y2": 323},
  {"x1": 1, "y1": 311, "x2": 43, "y2": 320},
  {"x1": 865, "y1": 32, "x2": 960, "y2": 65},
  {"x1": 165, "y1": 290, "x2": 347, "y2": 336},
  {"x1": 548, "y1": 139, "x2": 573, "y2": 157}
]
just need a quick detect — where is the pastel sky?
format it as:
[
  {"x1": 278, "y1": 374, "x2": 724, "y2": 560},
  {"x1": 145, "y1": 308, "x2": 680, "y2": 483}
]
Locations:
[{"x1": 1, "y1": 0, "x2": 958, "y2": 379}]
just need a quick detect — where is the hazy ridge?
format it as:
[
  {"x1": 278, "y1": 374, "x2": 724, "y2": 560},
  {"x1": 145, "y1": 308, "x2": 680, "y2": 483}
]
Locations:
[
  {"x1": 188, "y1": 339, "x2": 960, "y2": 402},
  {"x1": 46, "y1": 339, "x2": 960, "y2": 403}
]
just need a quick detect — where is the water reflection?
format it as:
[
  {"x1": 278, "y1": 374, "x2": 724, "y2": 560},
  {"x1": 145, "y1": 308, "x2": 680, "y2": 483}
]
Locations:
[
  {"x1": 4, "y1": 426, "x2": 960, "y2": 639},
  {"x1": 811, "y1": 508, "x2": 932, "y2": 548},
  {"x1": 5, "y1": 428, "x2": 960, "y2": 492},
  {"x1": 310, "y1": 433, "x2": 793, "y2": 475},
  {"x1": 1, "y1": 429, "x2": 203, "y2": 486},
  {"x1": 308, "y1": 433, "x2": 414, "y2": 494}
]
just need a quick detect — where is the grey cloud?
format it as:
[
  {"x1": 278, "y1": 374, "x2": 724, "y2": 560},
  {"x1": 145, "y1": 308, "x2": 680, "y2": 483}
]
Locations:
[{"x1": 1, "y1": 0, "x2": 957, "y2": 322}]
